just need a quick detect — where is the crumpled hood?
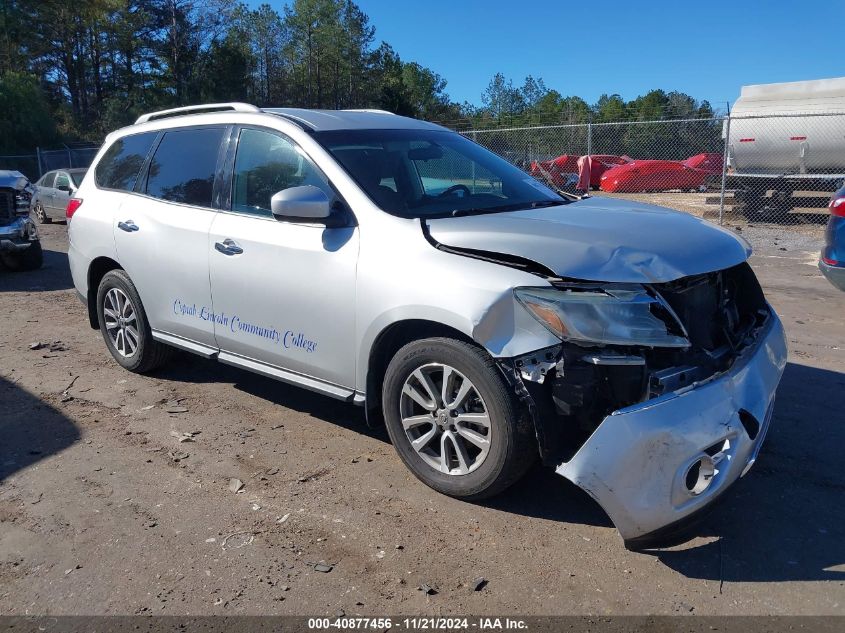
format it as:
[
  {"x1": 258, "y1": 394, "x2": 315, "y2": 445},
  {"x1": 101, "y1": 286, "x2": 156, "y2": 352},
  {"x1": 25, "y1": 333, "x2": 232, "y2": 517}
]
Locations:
[
  {"x1": 0, "y1": 170, "x2": 29, "y2": 191},
  {"x1": 425, "y1": 196, "x2": 751, "y2": 283}
]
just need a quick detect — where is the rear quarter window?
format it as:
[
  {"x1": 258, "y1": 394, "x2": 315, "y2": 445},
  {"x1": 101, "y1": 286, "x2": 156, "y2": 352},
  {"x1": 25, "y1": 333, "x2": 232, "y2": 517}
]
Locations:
[{"x1": 95, "y1": 132, "x2": 158, "y2": 191}]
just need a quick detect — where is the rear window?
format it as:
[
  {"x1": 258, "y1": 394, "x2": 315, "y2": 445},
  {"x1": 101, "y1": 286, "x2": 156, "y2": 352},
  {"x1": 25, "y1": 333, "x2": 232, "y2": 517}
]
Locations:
[
  {"x1": 144, "y1": 128, "x2": 224, "y2": 208},
  {"x1": 95, "y1": 132, "x2": 158, "y2": 191}
]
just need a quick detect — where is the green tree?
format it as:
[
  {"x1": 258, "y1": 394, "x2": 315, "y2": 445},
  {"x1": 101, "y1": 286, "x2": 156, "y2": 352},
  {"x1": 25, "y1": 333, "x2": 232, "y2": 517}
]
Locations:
[{"x1": 0, "y1": 72, "x2": 58, "y2": 153}]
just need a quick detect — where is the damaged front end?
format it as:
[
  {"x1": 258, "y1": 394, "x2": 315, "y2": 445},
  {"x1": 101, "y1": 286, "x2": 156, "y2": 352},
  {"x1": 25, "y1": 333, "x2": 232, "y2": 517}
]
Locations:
[
  {"x1": 0, "y1": 185, "x2": 39, "y2": 253},
  {"x1": 497, "y1": 262, "x2": 787, "y2": 547}
]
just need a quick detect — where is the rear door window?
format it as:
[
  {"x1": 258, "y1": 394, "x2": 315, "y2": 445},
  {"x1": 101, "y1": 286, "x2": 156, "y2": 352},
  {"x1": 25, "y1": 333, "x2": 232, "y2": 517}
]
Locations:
[
  {"x1": 54, "y1": 172, "x2": 70, "y2": 190},
  {"x1": 95, "y1": 132, "x2": 158, "y2": 191},
  {"x1": 145, "y1": 127, "x2": 225, "y2": 208}
]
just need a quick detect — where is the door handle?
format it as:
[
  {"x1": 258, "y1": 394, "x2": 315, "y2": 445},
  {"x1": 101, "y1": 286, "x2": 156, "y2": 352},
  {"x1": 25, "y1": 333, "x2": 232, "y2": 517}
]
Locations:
[
  {"x1": 214, "y1": 239, "x2": 243, "y2": 255},
  {"x1": 118, "y1": 220, "x2": 139, "y2": 232}
]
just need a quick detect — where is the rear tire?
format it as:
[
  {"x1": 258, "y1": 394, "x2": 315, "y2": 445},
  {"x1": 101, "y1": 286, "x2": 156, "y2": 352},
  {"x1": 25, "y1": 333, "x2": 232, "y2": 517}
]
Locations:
[
  {"x1": 0, "y1": 240, "x2": 43, "y2": 271},
  {"x1": 34, "y1": 202, "x2": 51, "y2": 224},
  {"x1": 96, "y1": 269, "x2": 171, "y2": 373},
  {"x1": 382, "y1": 337, "x2": 536, "y2": 500}
]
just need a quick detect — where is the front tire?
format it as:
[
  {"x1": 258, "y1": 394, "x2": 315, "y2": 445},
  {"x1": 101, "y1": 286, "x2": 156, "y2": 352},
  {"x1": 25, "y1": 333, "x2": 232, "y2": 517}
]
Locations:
[
  {"x1": 382, "y1": 337, "x2": 536, "y2": 500},
  {"x1": 0, "y1": 240, "x2": 43, "y2": 271},
  {"x1": 96, "y1": 269, "x2": 171, "y2": 373}
]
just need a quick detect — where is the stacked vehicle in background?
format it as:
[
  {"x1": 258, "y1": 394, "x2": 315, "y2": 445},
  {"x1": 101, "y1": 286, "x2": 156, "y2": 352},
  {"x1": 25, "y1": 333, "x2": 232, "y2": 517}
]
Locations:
[{"x1": 530, "y1": 152, "x2": 722, "y2": 194}]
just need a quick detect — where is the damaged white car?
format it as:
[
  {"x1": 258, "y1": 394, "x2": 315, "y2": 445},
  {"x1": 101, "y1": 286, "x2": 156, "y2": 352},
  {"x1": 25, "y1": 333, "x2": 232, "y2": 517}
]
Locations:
[{"x1": 67, "y1": 104, "x2": 786, "y2": 548}]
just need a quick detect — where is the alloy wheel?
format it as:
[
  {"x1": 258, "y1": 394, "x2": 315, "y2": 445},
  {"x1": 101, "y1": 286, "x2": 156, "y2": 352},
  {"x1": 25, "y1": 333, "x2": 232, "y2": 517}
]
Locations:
[
  {"x1": 103, "y1": 287, "x2": 139, "y2": 357},
  {"x1": 399, "y1": 363, "x2": 492, "y2": 475}
]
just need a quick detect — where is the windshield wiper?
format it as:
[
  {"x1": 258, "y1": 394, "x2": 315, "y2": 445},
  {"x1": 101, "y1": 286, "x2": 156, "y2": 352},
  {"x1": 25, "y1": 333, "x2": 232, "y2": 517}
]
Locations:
[{"x1": 446, "y1": 199, "x2": 565, "y2": 218}]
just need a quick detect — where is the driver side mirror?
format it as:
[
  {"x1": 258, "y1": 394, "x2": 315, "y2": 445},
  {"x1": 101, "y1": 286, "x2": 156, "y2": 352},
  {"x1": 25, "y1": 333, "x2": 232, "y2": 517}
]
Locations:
[{"x1": 271, "y1": 185, "x2": 332, "y2": 221}]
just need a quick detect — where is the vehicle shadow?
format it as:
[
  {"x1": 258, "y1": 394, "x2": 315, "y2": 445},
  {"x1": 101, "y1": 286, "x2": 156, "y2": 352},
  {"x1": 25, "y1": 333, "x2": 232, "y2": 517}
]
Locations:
[
  {"x1": 156, "y1": 352, "x2": 612, "y2": 529},
  {"x1": 485, "y1": 464, "x2": 614, "y2": 529},
  {"x1": 0, "y1": 376, "x2": 81, "y2": 481},
  {"x1": 643, "y1": 361, "x2": 845, "y2": 582},
  {"x1": 153, "y1": 354, "x2": 845, "y2": 581},
  {"x1": 155, "y1": 352, "x2": 381, "y2": 441},
  {"x1": 0, "y1": 248, "x2": 73, "y2": 292}
]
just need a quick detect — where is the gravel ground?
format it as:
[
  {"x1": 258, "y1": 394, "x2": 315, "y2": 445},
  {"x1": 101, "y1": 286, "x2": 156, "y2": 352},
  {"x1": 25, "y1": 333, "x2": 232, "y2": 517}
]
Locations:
[{"x1": 1, "y1": 219, "x2": 843, "y2": 616}]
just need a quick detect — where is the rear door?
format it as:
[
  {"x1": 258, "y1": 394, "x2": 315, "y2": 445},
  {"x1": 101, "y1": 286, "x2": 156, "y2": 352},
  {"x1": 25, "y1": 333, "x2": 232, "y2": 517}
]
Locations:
[
  {"x1": 113, "y1": 125, "x2": 228, "y2": 349},
  {"x1": 53, "y1": 171, "x2": 72, "y2": 214},
  {"x1": 208, "y1": 126, "x2": 359, "y2": 389},
  {"x1": 38, "y1": 172, "x2": 56, "y2": 213}
]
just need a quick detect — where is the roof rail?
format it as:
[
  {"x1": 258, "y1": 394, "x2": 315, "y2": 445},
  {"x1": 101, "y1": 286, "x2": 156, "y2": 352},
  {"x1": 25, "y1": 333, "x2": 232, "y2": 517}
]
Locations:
[
  {"x1": 135, "y1": 102, "x2": 260, "y2": 125},
  {"x1": 342, "y1": 108, "x2": 395, "y2": 115}
]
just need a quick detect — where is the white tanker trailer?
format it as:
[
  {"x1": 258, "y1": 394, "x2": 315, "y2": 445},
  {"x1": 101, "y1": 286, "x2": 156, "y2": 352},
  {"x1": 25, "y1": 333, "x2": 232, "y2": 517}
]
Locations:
[{"x1": 725, "y1": 77, "x2": 845, "y2": 218}]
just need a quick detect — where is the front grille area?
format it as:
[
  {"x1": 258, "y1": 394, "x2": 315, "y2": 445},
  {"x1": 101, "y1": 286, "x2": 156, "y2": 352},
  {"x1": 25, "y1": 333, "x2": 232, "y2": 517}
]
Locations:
[
  {"x1": 0, "y1": 189, "x2": 15, "y2": 225},
  {"x1": 654, "y1": 262, "x2": 768, "y2": 353},
  {"x1": 527, "y1": 262, "x2": 772, "y2": 464}
]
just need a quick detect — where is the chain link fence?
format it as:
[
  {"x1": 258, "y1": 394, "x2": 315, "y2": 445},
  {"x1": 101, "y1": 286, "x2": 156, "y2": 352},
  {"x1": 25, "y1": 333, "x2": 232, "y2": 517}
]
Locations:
[
  {"x1": 0, "y1": 146, "x2": 100, "y2": 181},
  {"x1": 459, "y1": 113, "x2": 844, "y2": 232},
  {"x1": 2, "y1": 116, "x2": 841, "y2": 232}
]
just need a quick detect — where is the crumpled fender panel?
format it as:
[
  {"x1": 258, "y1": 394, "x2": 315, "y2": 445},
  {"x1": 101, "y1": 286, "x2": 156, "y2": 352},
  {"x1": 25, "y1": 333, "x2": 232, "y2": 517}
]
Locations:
[
  {"x1": 426, "y1": 197, "x2": 751, "y2": 283},
  {"x1": 556, "y1": 315, "x2": 787, "y2": 543}
]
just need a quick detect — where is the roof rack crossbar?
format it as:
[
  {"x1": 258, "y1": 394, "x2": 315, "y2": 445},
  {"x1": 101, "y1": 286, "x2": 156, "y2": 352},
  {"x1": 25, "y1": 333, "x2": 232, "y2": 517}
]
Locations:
[{"x1": 135, "y1": 102, "x2": 260, "y2": 125}]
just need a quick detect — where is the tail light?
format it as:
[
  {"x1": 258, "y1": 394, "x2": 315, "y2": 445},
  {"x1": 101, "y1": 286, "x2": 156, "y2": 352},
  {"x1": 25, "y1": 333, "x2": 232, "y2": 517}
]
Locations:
[
  {"x1": 828, "y1": 196, "x2": 845, "y2": 217},
  {"x1": 66, "y1": 198, "x2": 83, "y2": 220}
]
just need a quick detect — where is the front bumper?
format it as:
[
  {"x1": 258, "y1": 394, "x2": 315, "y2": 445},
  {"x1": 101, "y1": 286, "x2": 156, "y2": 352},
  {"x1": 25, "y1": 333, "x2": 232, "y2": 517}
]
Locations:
[
  {"x1": 555, "y1": 314, "x2": 787, "y2": 544},
  {"x1": 0, "y1": 217, "x2": 37, "y2": 252},
  {"x1": 819, "y1": 260, "x2": 845, "y2": 292}
]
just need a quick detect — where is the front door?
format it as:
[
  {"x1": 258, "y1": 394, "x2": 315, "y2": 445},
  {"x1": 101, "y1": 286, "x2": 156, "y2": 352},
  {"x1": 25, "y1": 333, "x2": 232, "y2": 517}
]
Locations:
[
  {"x1": 113, "y1": 126, "x2": 228, "y2": 348},
  {"x1": 208, "y1": 126, "x2": 359, "y2": 388}
]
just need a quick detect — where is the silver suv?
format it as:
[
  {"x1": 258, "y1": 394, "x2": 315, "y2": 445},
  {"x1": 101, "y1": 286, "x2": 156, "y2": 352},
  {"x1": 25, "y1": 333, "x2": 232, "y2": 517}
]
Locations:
[{"x1": 68, "y1": 103, "x2": 787, "y2": 548}]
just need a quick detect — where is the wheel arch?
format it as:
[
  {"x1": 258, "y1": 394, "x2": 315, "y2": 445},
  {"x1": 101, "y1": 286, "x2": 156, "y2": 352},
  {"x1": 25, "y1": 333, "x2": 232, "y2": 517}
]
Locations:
[
  {"x1": 86, "y1": 256, "x2": 122, "y2": 329},
  {"x1": 364, "y1": 318, "x2": 476, "y2": 427}
]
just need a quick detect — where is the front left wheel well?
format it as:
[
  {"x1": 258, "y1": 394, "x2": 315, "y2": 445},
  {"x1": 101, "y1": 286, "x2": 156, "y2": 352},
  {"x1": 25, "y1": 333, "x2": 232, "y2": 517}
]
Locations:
[
  {"x1": 364, "y1": 319, "x2": 476, "y2": 427},
  {"x1": 87, "y1": 257, "x2": 122, "y2": 329}
]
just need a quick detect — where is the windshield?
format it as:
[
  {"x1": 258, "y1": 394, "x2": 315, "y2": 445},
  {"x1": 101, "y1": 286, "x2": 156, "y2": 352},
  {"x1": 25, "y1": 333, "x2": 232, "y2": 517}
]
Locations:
[{"x1": 314, "y1": 129, "x2": 564, "y2": 218}]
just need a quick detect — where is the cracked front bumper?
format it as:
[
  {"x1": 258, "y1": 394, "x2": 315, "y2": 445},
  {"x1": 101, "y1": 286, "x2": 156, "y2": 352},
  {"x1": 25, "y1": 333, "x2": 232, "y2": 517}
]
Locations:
[
  {"x1": 0, "y1": 217, "x2": 37, "y2": 252},
  {"x1": 555, "y1": 313, "x2": 787, "y2": 545}
]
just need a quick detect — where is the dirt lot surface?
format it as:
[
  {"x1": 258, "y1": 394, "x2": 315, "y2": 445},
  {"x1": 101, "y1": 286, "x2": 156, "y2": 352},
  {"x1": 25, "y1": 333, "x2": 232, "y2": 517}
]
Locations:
[{"x1": 1, "y1": 218, "x2": 844, "y2": 616}]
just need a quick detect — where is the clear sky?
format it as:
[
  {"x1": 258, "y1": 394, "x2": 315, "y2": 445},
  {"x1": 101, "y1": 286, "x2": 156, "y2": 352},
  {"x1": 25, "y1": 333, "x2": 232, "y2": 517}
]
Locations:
[{"x1": 247, "y1": 0, "x2": 845, "y2": 109}]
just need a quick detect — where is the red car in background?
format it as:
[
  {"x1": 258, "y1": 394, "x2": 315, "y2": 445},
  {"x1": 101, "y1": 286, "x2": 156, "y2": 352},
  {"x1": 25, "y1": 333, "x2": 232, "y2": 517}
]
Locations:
[
  {"x1": 531, "y1": 154, "x2": 629, "y2": 190},
  {"x1": 578, "y1": 154, "x2": 630, "y2": 189},
  {"x1": 599, "y1": 153, "x2": 723, "y2": 193},
  {"x1": 682, "y1": 153, "x2": 723, "y2": 173},
  {"x1": 529, "y1": 154, "x2": 580, "y2": 189}
]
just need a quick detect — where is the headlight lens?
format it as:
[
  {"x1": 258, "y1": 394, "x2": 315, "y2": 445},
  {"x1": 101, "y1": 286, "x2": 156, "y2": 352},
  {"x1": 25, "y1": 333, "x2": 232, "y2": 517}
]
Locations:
[{"x1": 515, "y1": 286, "x2": 689, "y2": 348}]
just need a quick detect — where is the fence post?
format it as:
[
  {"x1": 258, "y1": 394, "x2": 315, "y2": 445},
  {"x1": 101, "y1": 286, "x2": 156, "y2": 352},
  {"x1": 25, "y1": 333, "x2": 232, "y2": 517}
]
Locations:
[
  {"x1": 67, "y1": 148, "x2": 73, "y2": 168},
  {"x1": 586, "y1": 115, "x2": 593, "y2": 190},
  {"x1": 471, "y1": 131, "x2": 477, "y2": 187},
  {"x1": 35, "y1": 147, "x2": 42, "y2": 177},
  {"x1": 718, "y1": 111, "x2": 731, "y2": 225}
]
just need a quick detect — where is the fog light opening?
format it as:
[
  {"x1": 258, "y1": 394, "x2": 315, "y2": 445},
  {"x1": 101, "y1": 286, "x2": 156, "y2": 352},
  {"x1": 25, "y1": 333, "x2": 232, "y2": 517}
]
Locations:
[
  {"x1": 684, "y1": 456, "x2": 716, "y2": 496},
  {"x1": 739, "y1": 409, "x2": 760, "y2": 440}
]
